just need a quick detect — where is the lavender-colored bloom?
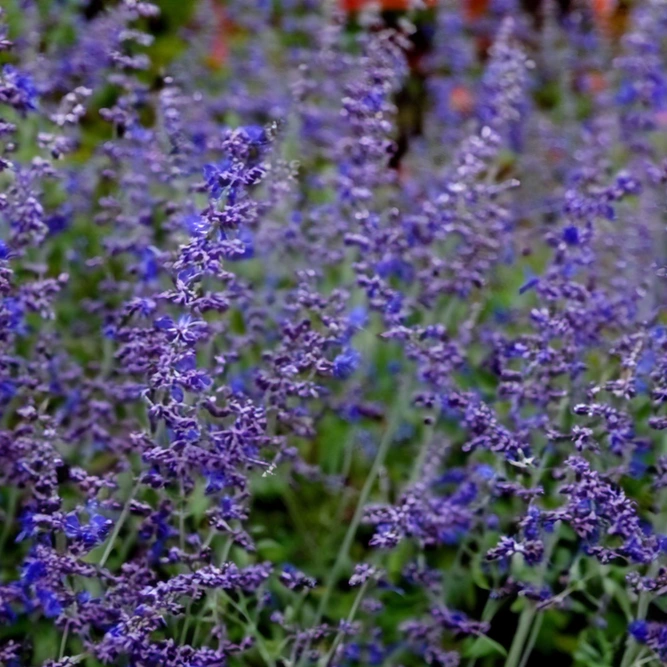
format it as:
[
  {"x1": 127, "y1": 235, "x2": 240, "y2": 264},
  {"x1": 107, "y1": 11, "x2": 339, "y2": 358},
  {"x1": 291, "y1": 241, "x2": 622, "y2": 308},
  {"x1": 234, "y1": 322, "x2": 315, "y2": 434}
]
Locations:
[
  {"x1": 280, "y1": 564, "x2": 316, "y2": 591},
  {"x1": 333, "y1": 348, "x2": 361, "y2": 380}
]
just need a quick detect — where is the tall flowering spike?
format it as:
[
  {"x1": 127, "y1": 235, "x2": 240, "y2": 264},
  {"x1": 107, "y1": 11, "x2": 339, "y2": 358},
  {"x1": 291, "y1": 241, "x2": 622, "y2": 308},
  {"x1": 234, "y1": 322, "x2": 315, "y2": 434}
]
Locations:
[{"x1": 478, "y1": 17, "x2": 533, "y2": 139}]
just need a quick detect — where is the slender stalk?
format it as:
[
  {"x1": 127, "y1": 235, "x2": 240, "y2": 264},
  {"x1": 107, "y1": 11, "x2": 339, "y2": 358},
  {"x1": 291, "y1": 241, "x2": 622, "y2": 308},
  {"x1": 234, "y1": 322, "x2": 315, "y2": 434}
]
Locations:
[
  {"x1": 296, "y1": 378, "x2": 413, "y2": 667},
  {"x1": 517, "y1": 613, "x2": 543, "y2": 667},
  {"x1": 0, "y1": 487, "x2": 18, "y2": 555},
  {"x1": 209, "y1": 537, "x2": 233, "y2": 651},
  {"x1": 192, "y1": 613, "x2": 204, "y2": 647},
  {"x1": 321, "y1": 580, "x2": 370, "y2": 666},
  {"x1": 220, "y1": 590, "x2": 277, "y2": 667},
  {"x1": 179, "y1": 478, "x2": 186, "y2": 553},
  {"x1": 505, "y1": 603, "x2": 536, "y2": 667},
  {"x1": 620, "y1": 575, "x2": 656, "y2": 667},
  {"x1": 505, "y1": 530, "x2": 558, "y2": 667},
  {"x1": 466, "y1": 598, "x2": 504, "y2": 667},
  {"x1": 633, "y1": 651, "x2": 661, "y2": 667},
  {"x1": 59, "y1": 621, "x2": 70, "y2": 660},
  {"x1": 180, "y1": 599, "x2": 194, "y2": 645},
  {"x1": 407, "y1": 421, "x2": 436, "y2": 487},
  {"x1": 620, "y1": 488, "x2": 667, "y2": 667},
  {"x1": 99, "y1": 479, "x2": 141, "y2": 568}
]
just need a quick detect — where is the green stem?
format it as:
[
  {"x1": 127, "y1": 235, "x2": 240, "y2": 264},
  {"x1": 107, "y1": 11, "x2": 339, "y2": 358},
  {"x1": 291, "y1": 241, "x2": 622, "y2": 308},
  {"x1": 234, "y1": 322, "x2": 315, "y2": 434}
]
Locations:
[
  {"x1": 99, "y1": 479, "x2": 141, "y2": 568},
  {"x1": 466, "y1": 599, "x2": 504, "y2": 667},
  {"x1": 322, "y1": 425, "x2": 363, "y2": 567},
  {"x1": 179, "y1": 478, "x2": 187, "y2": 553},
  {"x1": 620, "y1": 486, "x2": 667, "y2": 667},
  {"x1": 220, "y1": 591, "x2": 276, "y2": 667},
  {"x1": 180, "y1": 599, "x2": 194, "y2": 645},
  {"x1": 210, "y1": 537, "x2": 233, "y2": 650},
  {"x1": 505, "y1": 603, "x2": 536, "y2": 667},
  {"x1": 192, "y1": 612, "x2": 204, "y2": 647},
  {"x1": 407, "y1": 421, "x2": 436, "y2": 487},
  {"x1": 296, "y1": 378, "x2": 413, "y2": 667},
  {"x1": 59, "y1": 621, "x2": 70, "y2": 660},
  {"x1": 0, "y1": 487, "x2": 18, "y2": 555},
  {"x1": 320, "y1": 580, "x2": 370, "y2": 666},
  {"x1": 505, "y1": 530, "x2": 558, "y2": 667},
  {"x1": 517, "y1": 613, "x2": 543, "y2": 667},
  {"x1": 633, "y1": 650, "x2": 660, "y2": 667},
  {"x1": 620, "y1": 577, "x2": 655, "y2": 667}
]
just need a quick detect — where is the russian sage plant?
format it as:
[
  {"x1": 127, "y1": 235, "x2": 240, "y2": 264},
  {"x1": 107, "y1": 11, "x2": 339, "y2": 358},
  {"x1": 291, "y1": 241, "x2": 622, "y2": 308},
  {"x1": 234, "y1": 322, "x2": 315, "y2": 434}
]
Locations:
[{"x1": 1, "y1": 0, "x2": 667, "y2": 666}]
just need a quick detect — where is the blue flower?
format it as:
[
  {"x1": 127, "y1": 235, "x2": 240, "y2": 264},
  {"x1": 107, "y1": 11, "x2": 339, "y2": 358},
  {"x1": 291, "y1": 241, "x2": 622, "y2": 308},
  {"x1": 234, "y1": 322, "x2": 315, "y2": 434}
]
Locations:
[
  {"x1": 347, "y1": 306, "x2": 368, "y2": 330},
  {"x1": 476, "y1": 464, "x2": 495, "y2": 481},
  {"x1": 241, "y1": 125, "x2": 267, "y2": 145},
  {"x1": 229, "y1": 374, "x2": 247, "y2": 395},
  {"x1": 203, "y1": 159, "x2": 241, "y2": 200},
  {"x1": 36, "y1": 589, "x2": 62, "y2": 618},
  {"x1": 155, "y1": 315, "x2": 207, "y2": 344},
  {"x1": 129, "y1": 125, "x2": 153, "y2": 143},
  {"x1": 227, "y1": 226, "x2": 254, "y2": 261},
  {"x1": 102, "y1": 323, "x2": 117, "y2": 340},
  {"x1": 0, "y1": 380, "x2": 15, "y2": 402},
  {"x1": 384, "y1": 294, "x2": 403, "y2": 315},
  {"x1": 437, "y1": 468, "x2": 466, "y2": 485},
  {"x1": 2, "y1": 65, "x2": 38, "y2": 112},
  {"x1": 376, "y1": 258, "x2": 413, "y2": 282},
  {"x1": 64, "y1": 506, "x2": 112, "y2": 550},
  {"x1": 174, "y1": 353, "x2": 196, "y2": 372},
  {"x1": 46, "y1": 214, "x2": 68, "y2": 236},
  {"x1": 77, "y1": 591, "x2": 91, "y2": 604},
  {"x1": 3, "y1": 297, "x2": 24, "y2": 333},
  {"x1": 183, "y1": 214, "x2": 209, "y2": 237},
  {"x1": 367, "y1": 641, "x2": 385, "y2": 666},
  {"x1": 344, "y1": 643, "x2": 361, "y2": 661},
  {"x1": 139, "y1": 247, "x2": 158, "y2": 282},
  {"x1": 183, "y1": 371, "x2": 212, "y2": 393},
  {"x1": 205, "y1": 471, "x2": 227, "y2": 495},
  {"x1": 333, "y1": 348, "x2": 361, "y2": 380},
  {"x1": 616, "y1": 80, "x2": 637, "y2": 105},
  {"x1": 629, "y1": 620, "x2": 649, "y2": 643},
  {"x1": 562, "y1": 225, "x2": 579, "y2": 245},
  {"x1": 519, "y1": 277, "x2": 539, "y2": 294},
  {"x1": 21, "y1": 560, "x2": 46, "y2": 585}
]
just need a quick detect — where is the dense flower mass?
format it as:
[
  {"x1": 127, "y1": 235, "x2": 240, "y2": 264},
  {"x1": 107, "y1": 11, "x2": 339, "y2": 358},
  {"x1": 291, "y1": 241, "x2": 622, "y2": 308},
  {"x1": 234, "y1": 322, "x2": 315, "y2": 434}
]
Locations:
[{"x1": 1, "y1": 0, "x2": 667, "y2": 665}]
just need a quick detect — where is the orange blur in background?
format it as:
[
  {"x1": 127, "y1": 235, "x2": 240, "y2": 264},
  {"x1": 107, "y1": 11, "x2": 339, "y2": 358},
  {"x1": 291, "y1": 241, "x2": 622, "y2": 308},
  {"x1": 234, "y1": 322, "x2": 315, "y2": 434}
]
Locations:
[
  {"x1": 341, "y1": 0, "x2": 491, "y2": 16},
  {"x1": 209, "y1": 1, "x2": 627, "y2": 67},
  {"x1": 341, "y1": 0, "x2": 436, "y2": 9}
]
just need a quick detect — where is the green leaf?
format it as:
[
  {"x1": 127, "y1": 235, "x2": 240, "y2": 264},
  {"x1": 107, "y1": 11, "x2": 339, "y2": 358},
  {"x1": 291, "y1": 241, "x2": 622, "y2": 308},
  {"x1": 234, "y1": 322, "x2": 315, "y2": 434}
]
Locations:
[
  {"x1": 32, "y1": 623, "x2": 60, "y2": 662},
  {"x1": 510, "y1": 596, "x2": 528, "y2": 613},
  {"x1": 462, "y1": 635, "x2": 508, "y2": 659},
  {"x1": 471, "y1": 558, "x2": 490, "y2": 591},
  {"x1": 186, "y1": 481, "x2": 209, "y2": 522},
  {"x1": 602, "y1": 578, "x2": 633, "y2": 621},
  {"x1": 256, "y1": 538, "x2": 285, "y2": 561}
]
